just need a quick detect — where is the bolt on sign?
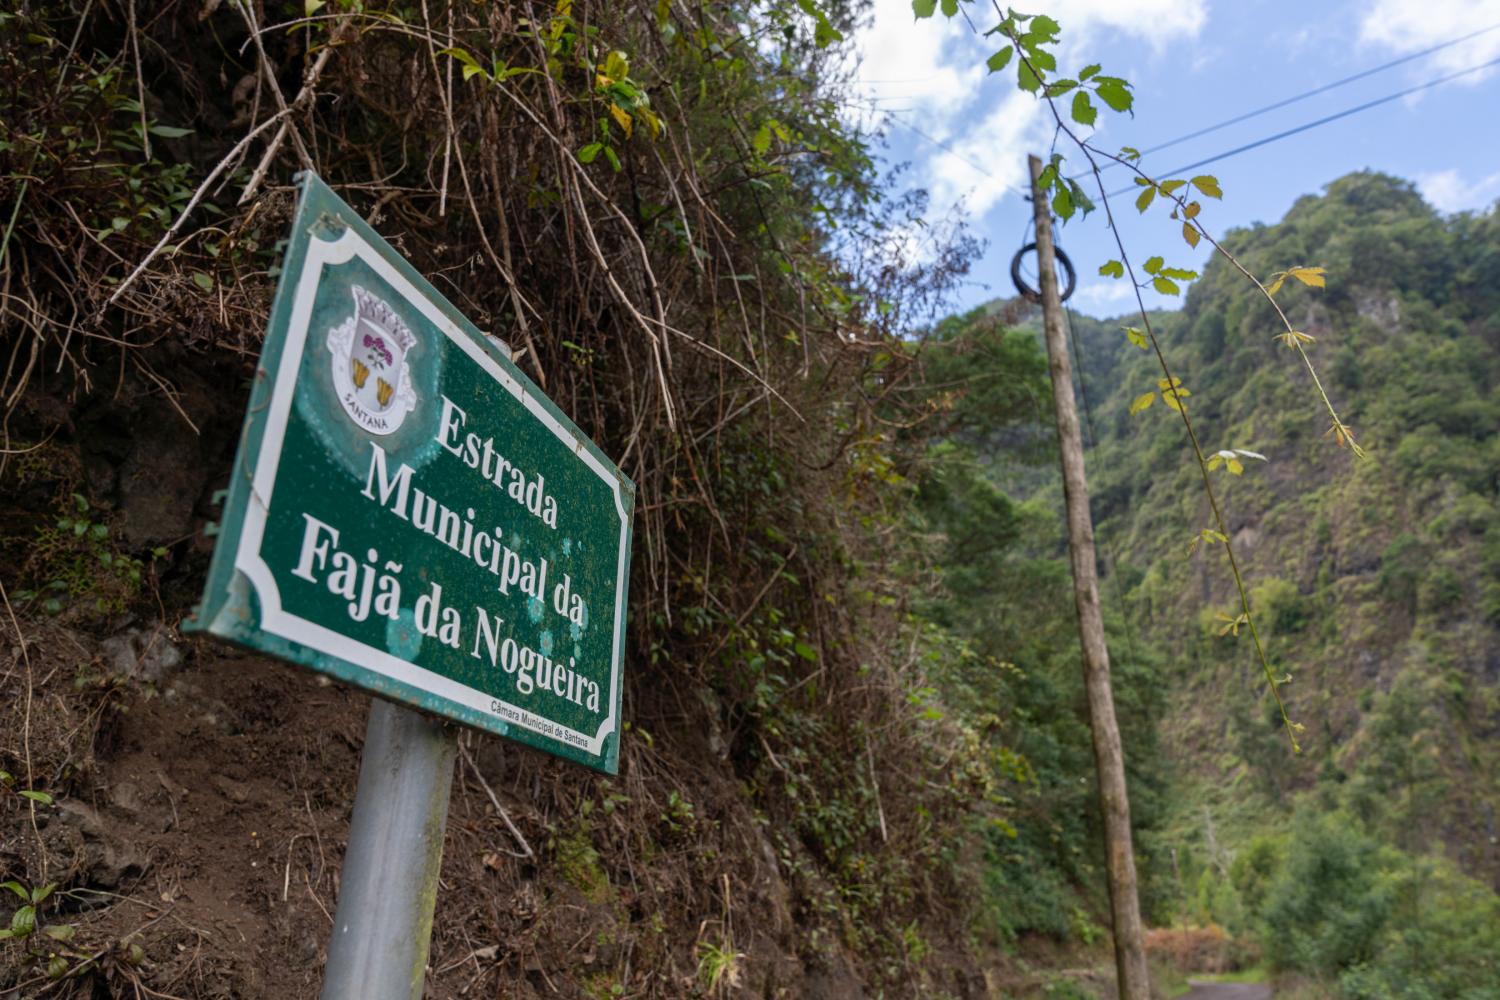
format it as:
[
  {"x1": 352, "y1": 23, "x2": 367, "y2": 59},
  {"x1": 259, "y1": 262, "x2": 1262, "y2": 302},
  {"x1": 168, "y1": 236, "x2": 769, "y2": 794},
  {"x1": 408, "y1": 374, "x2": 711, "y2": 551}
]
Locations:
[{"x1": 187, "y1": 173, "x2": 634, "y2": 773}]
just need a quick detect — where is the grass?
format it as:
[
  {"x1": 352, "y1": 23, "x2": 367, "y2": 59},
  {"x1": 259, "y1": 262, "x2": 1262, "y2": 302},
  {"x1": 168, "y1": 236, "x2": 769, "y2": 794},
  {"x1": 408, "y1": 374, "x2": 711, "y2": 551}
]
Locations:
[
  {"x1": 1190, "y1": 967, "x2": 1269, "y2": 984},
  {"x1": 1159, "y1": 965, "x2": 1269, "y2": 997}
]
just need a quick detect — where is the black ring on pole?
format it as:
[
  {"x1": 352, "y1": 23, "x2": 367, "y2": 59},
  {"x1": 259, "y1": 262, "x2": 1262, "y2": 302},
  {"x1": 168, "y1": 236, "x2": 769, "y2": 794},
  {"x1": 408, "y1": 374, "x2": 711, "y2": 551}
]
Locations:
[{"x1": 1010, "y1": 242, "x2": 1077, "y2": 303}]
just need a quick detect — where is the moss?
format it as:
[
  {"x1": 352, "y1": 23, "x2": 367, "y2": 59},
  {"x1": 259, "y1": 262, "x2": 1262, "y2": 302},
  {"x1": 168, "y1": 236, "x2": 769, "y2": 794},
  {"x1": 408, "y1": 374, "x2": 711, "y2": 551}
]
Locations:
[{"x1": 555, "y1": 828, "x2": 611, "y2": 905}]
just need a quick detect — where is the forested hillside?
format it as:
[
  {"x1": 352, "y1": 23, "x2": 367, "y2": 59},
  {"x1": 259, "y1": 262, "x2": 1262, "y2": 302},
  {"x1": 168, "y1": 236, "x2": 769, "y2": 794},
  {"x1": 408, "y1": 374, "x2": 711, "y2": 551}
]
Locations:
[{"x1": 920, "y1": 171, "x2": 1500, "y2": 996}]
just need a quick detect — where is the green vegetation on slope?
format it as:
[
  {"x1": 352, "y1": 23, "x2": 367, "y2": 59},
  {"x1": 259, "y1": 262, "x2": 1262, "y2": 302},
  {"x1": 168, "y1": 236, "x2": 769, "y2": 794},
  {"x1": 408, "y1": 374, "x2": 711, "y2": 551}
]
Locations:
[{"x1": 912, "y1": 172, "x2": 1500, "y2": 995}]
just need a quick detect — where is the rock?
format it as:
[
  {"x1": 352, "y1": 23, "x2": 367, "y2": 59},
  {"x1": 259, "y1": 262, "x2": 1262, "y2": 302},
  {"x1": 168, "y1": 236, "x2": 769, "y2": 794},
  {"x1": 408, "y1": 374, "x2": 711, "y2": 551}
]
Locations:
[
  {"x1": 116, "y1": 395, "x2": 208, "y2": 549},
  {"x1": 804, "y1": 948, "x2": 866, "y2": 1000},
  {"x1": 110, "y1": 779, "x2": 146, "y2": 814},
  {"x1": 211, "y1": 774, "x2": 249, "y2": 804},
  {"x1": 53, "y1": 801, "x2": 148, "y2": 890},
  {"x1": 100, "y1": 623, "x2": 182, "y2": 684}
]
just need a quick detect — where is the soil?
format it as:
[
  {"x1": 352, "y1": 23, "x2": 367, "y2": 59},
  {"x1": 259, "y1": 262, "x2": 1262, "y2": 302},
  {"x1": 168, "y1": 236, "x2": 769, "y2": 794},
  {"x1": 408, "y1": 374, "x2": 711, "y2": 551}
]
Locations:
[{"x1": 0, "y1": 369, "x2": 901, "y2": 999}]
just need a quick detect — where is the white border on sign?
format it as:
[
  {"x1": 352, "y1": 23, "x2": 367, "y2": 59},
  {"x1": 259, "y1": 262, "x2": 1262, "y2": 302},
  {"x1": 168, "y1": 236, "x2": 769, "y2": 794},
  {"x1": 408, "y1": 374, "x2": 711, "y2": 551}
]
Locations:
[{"x1": 233, "y1": 226, "x2": 627, "y2": 757}]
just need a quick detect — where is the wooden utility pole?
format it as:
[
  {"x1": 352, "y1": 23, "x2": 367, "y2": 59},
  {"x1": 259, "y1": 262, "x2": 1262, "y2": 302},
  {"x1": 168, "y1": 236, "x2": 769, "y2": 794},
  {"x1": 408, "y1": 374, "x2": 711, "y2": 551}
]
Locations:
[{"x1": 1027, "y1": 153, "x2": 1151, "y2": 1000}]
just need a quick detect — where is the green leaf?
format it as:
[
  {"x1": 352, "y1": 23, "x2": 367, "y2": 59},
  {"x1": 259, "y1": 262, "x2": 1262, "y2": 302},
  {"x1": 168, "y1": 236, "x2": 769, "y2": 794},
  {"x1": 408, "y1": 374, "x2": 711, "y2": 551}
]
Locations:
[
  {"x1": 1036, "y1": 161, "x2": 1059, "y2": 192},
  {"x1": 602, "y1": 50, "x2": 629, "y2": 81},
  {"x1": 30, "y1": 883, "x2": 55, "y2": 905},
  {"x1": 1068, "y1": 180, "x2": 1095, "y2": 215},
  {"x1": 578, "y1": 142, "x2": 603, "y2": 164},
  {"x1": 47, "y1": 954, "x2": 68, "y2": 980},
  {"x1": 1094, "y1": 77, "x2": 1132, "y2": 112},
  {"x1": 603, "y1": 146, "x2": 622, "y2": 172},
  {"x1": 1017, "y1": 59, "x2": 1041, "y2": 93},
  {"x1": 911, "y1": 0, "x2": 937, "y2": 16},
  {"x1": 10, "y1": 905, "x2": 35, "y2": 937},
  {"x1": 985, "y1": 46, "x2": 1013, "y2": 73},
  {"x1": 940, "y1": 0, "x2": 959, "y2": 15},
  {"x1": 19, "y1": 790, "x2": 52, "y2": 805},
  {"x1": 1159, "y1": 179, "x2": 1187, "y2": 195},
  {"x1": 1051, "y1": 185, "x2": 1073, "y2": 220},
  {"x1": 813, "y1": 14, "x2": 842, "y2": 47},
  {"x1": 147, "y1": 124, "x2": 193, "y2": 138},
  {"x1": 752, "y1": 123, "x2": 771, "y2": 156},
  {"x1": 1152, "y1": 276, "x2": 1181, "y2": 296},
  {"x1": 1159, "y1": 266, "x2": 1198, "y2": 280},
  {"x1": 1135, "y1": 186, "x2": 1155, "y2": 213},
  {"x1": 1129, "y1": 392, "x2": 1155, "y2": 416},
  {"x1": 42, "y1": 923, "x2": 75, "y2": 941},
  {"x1": 1124, "y1": 326, "x2": 1148, "y2": 350},
  {"x1": 793, "y1": 641, "x2": 817, "y2": 662},
  {"x1": 1191, "y1": 174, "x2": 1223, "y2": 198},
  {"x1": 191, "y1": 271, "x2": 214, "y2": 292},
  {"x1": 1071, "y1": 91, "x2": 1096, "y2": 127},
  {"x1": 1099, "y1": 259, "x2": 1124, "y2": 279},
  {"x1": 1079, "y1": 63, "x2": 1101, "y2": 81},
  {"x1": 305, "y1": 0, "x2": 327, "y2": 14},
  {"x1": 1142, "y1": 256, "x2": 1163, "y2": 275},
  {"x1": 1029, "y1": 14, "x2": 1060, "y2": 39},
  {"x1": 1, "y1": 882, "x2": 27, "y2": 902}
]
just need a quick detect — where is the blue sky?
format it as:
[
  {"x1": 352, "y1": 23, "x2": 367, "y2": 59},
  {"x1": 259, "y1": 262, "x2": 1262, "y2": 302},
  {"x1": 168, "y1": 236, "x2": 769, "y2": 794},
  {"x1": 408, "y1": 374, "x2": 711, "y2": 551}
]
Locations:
[{"x1": 850, "y1": 0, "x2": 1500, "y2": 319}]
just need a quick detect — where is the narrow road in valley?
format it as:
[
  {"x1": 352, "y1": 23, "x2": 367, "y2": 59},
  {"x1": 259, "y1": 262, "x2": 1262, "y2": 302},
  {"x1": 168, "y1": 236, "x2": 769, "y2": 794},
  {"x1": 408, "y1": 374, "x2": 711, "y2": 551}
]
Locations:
[{"x1": 1180, "y1": 982, "x2": 1272, "y2": 1000}]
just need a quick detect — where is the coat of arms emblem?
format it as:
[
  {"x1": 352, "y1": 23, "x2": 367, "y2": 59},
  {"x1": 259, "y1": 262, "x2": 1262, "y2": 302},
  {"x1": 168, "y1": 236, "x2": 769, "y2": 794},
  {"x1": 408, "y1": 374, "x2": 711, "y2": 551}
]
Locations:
[{"x1": 326, "y1": 285, "x2": 418, "y2": 434}]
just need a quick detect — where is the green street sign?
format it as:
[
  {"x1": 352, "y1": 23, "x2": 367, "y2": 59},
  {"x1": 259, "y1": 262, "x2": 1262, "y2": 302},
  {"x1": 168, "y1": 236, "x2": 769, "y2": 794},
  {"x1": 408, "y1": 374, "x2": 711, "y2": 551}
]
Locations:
[{"x1": 187, "y1": 173, "x2": 634, "y2": 773}]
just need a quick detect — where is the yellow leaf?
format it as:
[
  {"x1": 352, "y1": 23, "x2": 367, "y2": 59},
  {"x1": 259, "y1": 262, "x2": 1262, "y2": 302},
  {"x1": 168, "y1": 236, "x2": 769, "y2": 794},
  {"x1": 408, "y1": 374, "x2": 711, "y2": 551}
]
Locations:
[
  {"x1": 1275, "y1": 329, "x2": 1316, "y2": 348},
  {"x1": 1265, "y1": 274, "x2": 1286, "y2": 297},
  {"x1": 638, "y1": 107, "x2": 663, "y2": 139},
  {"x1": 1163, "y1": 390, "x2": 1185, "y2": 413},
  {"x1": 1183, "y1": 200, "x2": 1201, "y2": 220},
  {"x1": 1129, "y1": 392, "x2": 1155, "y2": 416},
  {"x1": 1288, "y1": 265, "x2": 1326, "y2": 288},
  {"x1": 1182, "y1": 221, "x2": 1200, "y2": 248},
  {"x1": 609, "y1": 103, "x2": 633, "y2": 137},
  {"x1": 1228, "y1": 458, "x2": 1244, "y2": 475}
]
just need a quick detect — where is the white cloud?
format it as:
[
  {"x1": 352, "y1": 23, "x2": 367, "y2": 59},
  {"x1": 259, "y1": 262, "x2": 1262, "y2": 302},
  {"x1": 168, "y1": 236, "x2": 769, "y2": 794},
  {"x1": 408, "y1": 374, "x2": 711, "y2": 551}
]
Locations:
[
  {"x1": 923, "y1": 90, "x2": 1047, "y2": 217},
  {"x1": 1359, "y1": 0, "x2": 1500, "y2": 77},
  {"x1": 1415, "y1": 168, "x2": 1500, "y2": 213},
  {"x1": 1071, "y1": 280, "x2": 1137, "y2": 315},
  {"x1": 850, "y1": 0, "x2": 1209, "y2": 221},
  {"x1": 1034, "y1": 0, "x2": 1206, "y2": 50},
  {"x1": 850, "y1": 4, "x2": 983, "y2": 131}
]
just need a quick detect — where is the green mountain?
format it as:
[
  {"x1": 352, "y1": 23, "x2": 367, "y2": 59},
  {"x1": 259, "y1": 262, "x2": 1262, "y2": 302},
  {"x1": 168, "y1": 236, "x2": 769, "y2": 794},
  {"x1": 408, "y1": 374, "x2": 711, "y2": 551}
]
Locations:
[
  {"x1": 919, "y1": 171, "x2": 1500, "y2": 994},
  {"x1": 1077, "y1": 172, "x2": 1500, "y2": 863}
]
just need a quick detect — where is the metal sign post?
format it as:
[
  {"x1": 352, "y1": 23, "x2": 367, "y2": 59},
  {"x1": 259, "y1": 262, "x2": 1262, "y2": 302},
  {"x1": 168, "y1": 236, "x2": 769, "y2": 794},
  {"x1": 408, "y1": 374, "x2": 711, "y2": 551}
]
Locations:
[
  {"x1": 321, "y1": 700, "x2": 456, "y2": 1000},
  {"x1": 187, "y1": 173, "x2": 635, "y2": 998}
]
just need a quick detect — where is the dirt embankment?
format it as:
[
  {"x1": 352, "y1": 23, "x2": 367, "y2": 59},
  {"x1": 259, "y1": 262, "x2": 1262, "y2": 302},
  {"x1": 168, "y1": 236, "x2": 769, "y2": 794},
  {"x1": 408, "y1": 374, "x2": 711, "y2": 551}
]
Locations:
[{"x1": 0, "y1": 369, "x2": 984, "y2": 999}]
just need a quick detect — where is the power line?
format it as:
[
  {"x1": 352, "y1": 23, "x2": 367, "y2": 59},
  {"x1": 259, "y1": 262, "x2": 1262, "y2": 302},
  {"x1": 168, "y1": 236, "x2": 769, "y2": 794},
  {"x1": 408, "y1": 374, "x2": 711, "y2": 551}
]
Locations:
[
  {"x1": 1103, "y1": 54, "x2": 1500, "y2": 199},
  {"x1": 1093, "y1": 21, "x2": 1500, "y2": 174}
]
